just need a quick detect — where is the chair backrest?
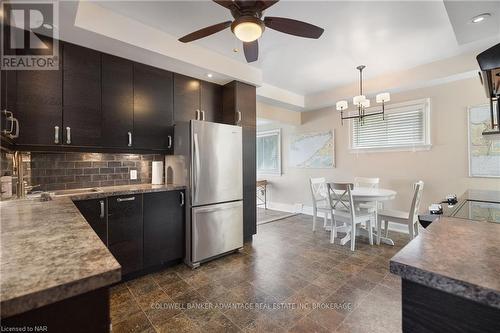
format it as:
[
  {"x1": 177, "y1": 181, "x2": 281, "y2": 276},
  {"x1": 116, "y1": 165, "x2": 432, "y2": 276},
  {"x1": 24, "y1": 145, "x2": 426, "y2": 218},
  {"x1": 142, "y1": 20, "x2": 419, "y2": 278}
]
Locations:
[
  {"x1": 327, "y1": 182, "x2": 355, "y2": 217},
  {"x1": 354, "y1": 177, "x2": 380, "y2": 188},
  {"x1": 309, "y1": 178, "x2": 328, "y2": 205},
  {"x1": 409, "y1": 181, "x2": 424, "y2": 223}
]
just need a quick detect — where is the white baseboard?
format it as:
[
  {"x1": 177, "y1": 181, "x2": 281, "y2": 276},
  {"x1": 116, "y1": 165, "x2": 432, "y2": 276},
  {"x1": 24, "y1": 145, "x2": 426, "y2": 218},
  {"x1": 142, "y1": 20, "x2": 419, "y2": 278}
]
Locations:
[{"x1": 266, "y1": 201, "x2": 409, "y2": 234}]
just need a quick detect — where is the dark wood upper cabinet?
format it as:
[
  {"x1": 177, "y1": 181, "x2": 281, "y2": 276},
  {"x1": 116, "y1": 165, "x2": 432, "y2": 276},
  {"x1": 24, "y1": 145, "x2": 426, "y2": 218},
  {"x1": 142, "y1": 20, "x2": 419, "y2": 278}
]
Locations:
[
  {"x1": 74, "y1": 199, "x2": 108, "y2": 246},
  {"x1": 173, "y1": 74, "x2": 200, "y2": 124},
  {"x1": 174, "y1": 74, "x2": 222, "y2": 124},
  {"x1": 108, "y1": 194, "x2": 143, "y2": 276},
  {"x1": 102, "y1": 54, "x2": 133, "y2": 148},
  {"x1": 222, "y1": 81, "x2": 256, "y2": 128},
  {"x1": 63, "y1": 42, "x2": 102, "y2": 147},
  {"x1": 143, "y1": 191, "x2": 185, "y2": 268},
  {"x1": 201, "y1": 81, "x2": 222, "y2": 123},
  {"x1": 134, "y1": 63, "x2": 174, "y2": 151},
  {"x1": 1, "y1": 43, "x2": 62, "y2": 146}
]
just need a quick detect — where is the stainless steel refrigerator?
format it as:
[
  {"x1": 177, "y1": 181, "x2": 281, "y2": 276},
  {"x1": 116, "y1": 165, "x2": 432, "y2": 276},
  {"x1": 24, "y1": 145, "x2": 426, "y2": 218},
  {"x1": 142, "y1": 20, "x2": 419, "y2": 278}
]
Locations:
[{"x1": 174, "y1": 120, "x2": 243, "y2": 267}]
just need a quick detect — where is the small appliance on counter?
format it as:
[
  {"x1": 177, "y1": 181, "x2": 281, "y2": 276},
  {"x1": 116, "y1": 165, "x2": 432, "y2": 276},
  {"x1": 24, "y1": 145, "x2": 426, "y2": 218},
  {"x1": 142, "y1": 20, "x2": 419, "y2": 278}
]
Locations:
[{"x1": 429, "y1": 204, "x2": 443, "y2": 215}]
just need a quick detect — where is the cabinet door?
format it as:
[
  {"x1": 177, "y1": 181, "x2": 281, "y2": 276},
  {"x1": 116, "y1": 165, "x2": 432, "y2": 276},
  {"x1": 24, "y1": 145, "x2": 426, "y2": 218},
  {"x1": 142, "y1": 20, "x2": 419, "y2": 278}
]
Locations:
[
  {"x1": 102, "y1": 54, "x2": 133, "y2": 148},
  {"x1": 134, "y1": 63, "x2": 174, "y2": 150},
  {"x1": 201, "y1": 81, "x2": 222, "y2": 123},
  {"x1": 108, "y1": 194, "x2": 143, "y2": 275},
  {"x1": 143, "y1": 191, "x2": 184, "y2": 268},
  {"x1": 173, "y1": 74, "x2": 200, "y2": 124},
  {"x1": 243, "y1": 126, "x2": 257, "y2": 240},
  {"x1": 2, "y1": 42, "x2": 62, "y2": 145},
  {"x1": 63, "y1": 42, "x2": 102, "y2": 146},
  {"x1": 74, "y1": 199, "x2": 107, "y2": 245},
  {"x1": 235, "y1": 82, "x2": 256, "y2": 128}
]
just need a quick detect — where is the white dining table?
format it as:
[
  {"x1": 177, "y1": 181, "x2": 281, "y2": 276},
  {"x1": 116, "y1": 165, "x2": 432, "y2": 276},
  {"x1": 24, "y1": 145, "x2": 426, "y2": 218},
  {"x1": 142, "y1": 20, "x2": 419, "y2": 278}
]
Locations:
[{"x1": 332, "y1": 186, "x2": 397, "y2": 246}]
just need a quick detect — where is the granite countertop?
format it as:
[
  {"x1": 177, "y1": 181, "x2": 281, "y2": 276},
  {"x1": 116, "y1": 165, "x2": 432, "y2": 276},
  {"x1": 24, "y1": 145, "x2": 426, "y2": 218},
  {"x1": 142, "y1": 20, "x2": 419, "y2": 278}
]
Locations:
[
  {"x1": 0, "y1": 183, "x2": 186, "y2": 318},
  {"x1": 64, "y1": 183, "x2": 186, "y2": 201},
  {"x1": 390, "y1": 216, "x2": 500, "y2": 309}
]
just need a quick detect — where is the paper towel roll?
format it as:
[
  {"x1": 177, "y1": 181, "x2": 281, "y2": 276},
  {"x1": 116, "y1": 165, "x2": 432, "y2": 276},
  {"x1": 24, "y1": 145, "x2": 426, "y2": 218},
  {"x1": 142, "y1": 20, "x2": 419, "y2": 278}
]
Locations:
[{"x1": 152, "y1": 161, "x2": 164, "y2": 185}]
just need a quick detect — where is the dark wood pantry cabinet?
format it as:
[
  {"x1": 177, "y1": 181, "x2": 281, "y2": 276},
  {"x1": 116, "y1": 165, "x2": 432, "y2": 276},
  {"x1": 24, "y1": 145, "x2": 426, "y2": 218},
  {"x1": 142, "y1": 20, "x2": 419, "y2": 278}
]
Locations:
[
  {"x1": 63, "y1": 42, "x2": 102, "y2": 147},
  {"x1": 143, "y1": 191, "x2": 185, "y2": 268},
  {"x1": 222, "y1": 81, "x2": 257, "y2": 241},
  {"x1": 133, "y1": 63, "x2": 174, "y2": 152}
]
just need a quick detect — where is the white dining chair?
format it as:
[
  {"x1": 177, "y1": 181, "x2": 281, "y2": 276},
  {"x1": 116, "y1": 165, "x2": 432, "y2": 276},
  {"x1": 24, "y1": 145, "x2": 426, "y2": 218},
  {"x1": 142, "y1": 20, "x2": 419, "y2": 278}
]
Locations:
[
  {"x1": 354, "y1": 177, "x2": 380, "y2": 189},
  {"x1": 354, "y1": 177, "x2": 380, "y2": 233},
  {"x1": 377, "y1": 181, "x2": 424, "y2": 244},
  {"x1": 327, "y1": 182, "x2": 373, "y2": 251},
  {"x1": 309, "y1": 178, "x2": 331, "y2": 231}
]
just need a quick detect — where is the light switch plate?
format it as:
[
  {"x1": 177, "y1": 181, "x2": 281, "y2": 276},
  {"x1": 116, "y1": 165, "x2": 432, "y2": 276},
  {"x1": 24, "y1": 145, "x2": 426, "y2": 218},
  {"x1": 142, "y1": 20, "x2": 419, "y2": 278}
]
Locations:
[{"x1": 130, "y1": 169, "x2": 138, "y2": 180}]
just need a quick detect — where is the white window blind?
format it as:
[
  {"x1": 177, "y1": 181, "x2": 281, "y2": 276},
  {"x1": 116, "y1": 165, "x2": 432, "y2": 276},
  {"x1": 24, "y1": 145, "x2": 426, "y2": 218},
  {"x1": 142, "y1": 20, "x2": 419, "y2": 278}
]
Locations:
[
  {"x1": 257, "y1": 129, "x2": 281, "y2": 175},
  {"x1": 350, "y1": 99, "x2": 430, "y2": 151}
]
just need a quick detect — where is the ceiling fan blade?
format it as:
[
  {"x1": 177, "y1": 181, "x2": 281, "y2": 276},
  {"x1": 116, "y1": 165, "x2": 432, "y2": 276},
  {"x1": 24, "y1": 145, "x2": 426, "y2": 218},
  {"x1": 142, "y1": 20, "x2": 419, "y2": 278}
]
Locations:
[
  {"x1": 256, "y1": 0, "x2": 279, "y2": 11},
  {"x1": 243, "y1": 40, "x2": 258, "y2": 63},
  {"x1": 264, "y1": 16, "x2": 324, "y2": 39},
  {"x1": 212, "y1": 0, "x2": 237, "y2": 10},
  {"x1": 178, "y1": 21, "x2": 232, "y2": 43}
]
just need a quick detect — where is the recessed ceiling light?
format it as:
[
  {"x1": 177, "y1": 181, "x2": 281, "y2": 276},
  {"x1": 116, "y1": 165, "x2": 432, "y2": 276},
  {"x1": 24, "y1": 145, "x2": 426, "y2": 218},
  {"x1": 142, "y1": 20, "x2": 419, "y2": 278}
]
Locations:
[
  {"x1": 207, "y1": 73, "x2": 213, "y2": 78},
  {"x1": 471, "y1": 13, "x2": 491, "y2": 24}
]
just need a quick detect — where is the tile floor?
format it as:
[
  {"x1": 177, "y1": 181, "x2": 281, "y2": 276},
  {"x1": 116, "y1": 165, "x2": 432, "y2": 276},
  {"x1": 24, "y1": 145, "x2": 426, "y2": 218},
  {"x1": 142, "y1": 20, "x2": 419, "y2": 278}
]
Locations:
[
  {"x1": 256, "y1": 208, "x2": 297, "y2": 225},
  {"x1": 110, "y1": 214, "x2": 409, "y2": 333}
]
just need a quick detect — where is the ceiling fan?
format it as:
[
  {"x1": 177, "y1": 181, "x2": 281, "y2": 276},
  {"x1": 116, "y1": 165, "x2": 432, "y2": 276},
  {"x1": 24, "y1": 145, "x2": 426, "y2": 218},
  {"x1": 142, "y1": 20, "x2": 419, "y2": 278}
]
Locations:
[{"x1": 178, "y1": 0, "x2": 324, "y2": 63}]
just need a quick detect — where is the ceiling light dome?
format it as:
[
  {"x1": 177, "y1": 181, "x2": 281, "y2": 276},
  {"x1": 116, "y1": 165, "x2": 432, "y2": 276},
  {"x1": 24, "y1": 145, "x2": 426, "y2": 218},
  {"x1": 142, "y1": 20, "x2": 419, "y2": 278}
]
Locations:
[{"x1": 231, "y1": 17, "x2": 264, "y2": 42}]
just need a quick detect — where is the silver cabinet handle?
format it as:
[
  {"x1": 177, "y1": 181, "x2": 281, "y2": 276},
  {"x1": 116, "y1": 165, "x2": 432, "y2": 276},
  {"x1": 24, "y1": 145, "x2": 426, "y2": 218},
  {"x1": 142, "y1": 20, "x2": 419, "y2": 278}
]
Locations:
[
  {"x1": 180, "y1": 192, "x2": 184, "y2": 206},
  {"x1": 168, "y1": 135, "x2": 172, "y2": 149},
  {"x1": 201, "y1": 110, "x2": 205, "y2": 121},
  {"x1": 195, "y1": 109, "x2": 200, "y2": 120},
  {"x1": 237, "y1": 110, "x2": 242, "y2": 125},
  {"x1": 99, "y1": 200, "x2": 105, "y2": 218},
  {"x1": 10, "y1": 117, "x2": 19, "y2": 138},
  {"x1": 66, "y1": 127, "x2": 71, "y2": 144},
  {"x1": 128, "y1": 131, "x2": 132, "y2": 147},
  {"x1": 117, "y1": 196, "x2": 135, "y2": 202},
  {"x1": 2, "y1": 110, "x2": 14, "y2": 135},
  {"x1": 54, "y1": 126, "x2": 60, "y2": 144}
]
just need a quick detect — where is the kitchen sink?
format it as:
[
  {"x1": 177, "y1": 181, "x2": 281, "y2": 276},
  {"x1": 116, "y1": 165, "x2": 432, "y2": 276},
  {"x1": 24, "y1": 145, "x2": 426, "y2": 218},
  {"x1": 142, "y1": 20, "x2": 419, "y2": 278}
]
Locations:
[{"x1": 53, "y1": 188, "x2": 102, "y2": 196}]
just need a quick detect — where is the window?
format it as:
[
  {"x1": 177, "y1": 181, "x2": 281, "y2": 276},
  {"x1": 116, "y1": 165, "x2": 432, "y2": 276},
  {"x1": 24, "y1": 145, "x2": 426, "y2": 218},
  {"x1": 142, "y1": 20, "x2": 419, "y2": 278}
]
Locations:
[
  {"x1": 257, "y1": 129, "x2": 281, "y2": 175},
  {"x1": 350, "y1": 98, "x2": 431, "y2": 151}
]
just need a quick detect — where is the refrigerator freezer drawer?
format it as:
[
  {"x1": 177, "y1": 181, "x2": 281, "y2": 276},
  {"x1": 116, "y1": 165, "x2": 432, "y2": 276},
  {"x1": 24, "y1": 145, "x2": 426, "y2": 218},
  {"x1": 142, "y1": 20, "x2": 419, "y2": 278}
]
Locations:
[{"x1": 192, "y1": 201, "x2": 243, "y2": 263}]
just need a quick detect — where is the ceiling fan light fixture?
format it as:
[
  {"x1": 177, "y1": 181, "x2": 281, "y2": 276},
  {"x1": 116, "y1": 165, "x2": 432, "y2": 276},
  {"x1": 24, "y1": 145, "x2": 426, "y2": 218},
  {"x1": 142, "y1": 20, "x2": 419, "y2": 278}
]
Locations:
[{"x1": 232, "y1": 17, "x2": 264, "y2": 42}]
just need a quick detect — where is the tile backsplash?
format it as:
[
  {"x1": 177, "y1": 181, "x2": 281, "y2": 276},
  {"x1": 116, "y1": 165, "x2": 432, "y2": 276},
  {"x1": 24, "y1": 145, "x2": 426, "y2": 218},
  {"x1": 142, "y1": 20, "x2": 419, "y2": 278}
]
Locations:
[{"x1": 26, "y1": 152, "x2": 165, "y2": 191}]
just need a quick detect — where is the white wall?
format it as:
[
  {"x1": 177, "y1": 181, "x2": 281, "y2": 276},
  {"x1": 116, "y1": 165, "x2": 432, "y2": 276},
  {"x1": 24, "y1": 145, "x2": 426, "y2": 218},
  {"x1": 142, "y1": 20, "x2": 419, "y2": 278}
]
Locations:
[{"x1": 257, "y1": 77, "x2": 500, "y2": 214}]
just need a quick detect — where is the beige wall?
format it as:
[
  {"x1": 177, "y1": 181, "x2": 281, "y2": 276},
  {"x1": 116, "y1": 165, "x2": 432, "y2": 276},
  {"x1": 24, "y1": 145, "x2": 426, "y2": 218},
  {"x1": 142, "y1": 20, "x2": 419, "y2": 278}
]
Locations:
[{"x1": 257, "y1": 78, "x2": 500, "y2": 213}]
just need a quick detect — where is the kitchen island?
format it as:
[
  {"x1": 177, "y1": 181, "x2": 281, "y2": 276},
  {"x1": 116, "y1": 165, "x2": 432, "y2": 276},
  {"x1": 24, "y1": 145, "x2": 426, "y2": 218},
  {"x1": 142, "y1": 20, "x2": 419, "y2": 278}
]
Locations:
[{"x1": 390, "y1": 216, "x2": 500, "y2": 332}]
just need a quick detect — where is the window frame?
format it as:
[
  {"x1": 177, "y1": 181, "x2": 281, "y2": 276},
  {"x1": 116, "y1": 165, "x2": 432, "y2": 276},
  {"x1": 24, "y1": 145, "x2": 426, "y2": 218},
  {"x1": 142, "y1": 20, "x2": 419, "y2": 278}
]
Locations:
[
  {"x1": 348, "y1": 98, "x2": 432, "y2": 153},
  {"x1": 256, "y1": 128, "x2": 282, "y2": 176}
]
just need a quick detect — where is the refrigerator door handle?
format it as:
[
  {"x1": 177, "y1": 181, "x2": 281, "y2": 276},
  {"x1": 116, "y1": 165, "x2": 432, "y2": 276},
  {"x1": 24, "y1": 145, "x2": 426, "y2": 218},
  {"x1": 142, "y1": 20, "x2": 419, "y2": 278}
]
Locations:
[{"x1": 193, "y1": 133, "x2": 200, "y2": 203}]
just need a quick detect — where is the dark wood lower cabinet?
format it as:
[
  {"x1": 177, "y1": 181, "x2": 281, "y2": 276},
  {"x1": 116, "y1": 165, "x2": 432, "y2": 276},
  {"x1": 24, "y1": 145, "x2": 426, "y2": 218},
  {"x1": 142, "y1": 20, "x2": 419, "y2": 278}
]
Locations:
[
  {"x1": 402, "y1": 279, "x2": 500, "y2": 333},
  {"x1": 108, "y1": 194, "x2": 143, "y2": 276},
  {"x1": 74, "y1": 199, "x2": 107, "y2": 245},
  {"x1": 143, "y1": 191, "x2": 185, "y2": 268},
  {"x1": 1, "y1": 287, "x2": 110, "y2": 333}
]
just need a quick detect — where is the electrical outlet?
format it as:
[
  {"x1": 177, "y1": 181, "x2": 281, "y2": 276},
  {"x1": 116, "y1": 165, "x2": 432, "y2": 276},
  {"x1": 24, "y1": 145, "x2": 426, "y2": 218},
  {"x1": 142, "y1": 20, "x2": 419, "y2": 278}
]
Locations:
[{"x1": 130, "y1": 169, "x2": 137, "y2": 180}]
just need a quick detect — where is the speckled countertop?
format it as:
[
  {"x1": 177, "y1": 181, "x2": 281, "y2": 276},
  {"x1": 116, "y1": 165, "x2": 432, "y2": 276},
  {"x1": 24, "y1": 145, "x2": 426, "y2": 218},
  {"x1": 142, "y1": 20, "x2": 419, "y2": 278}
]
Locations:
[
  {"x1": 390, "y1": 216, "x2": 500, "y2": 309},
  {"x1": 0, "y1": 183, "x2": 186, "y2": 318}
]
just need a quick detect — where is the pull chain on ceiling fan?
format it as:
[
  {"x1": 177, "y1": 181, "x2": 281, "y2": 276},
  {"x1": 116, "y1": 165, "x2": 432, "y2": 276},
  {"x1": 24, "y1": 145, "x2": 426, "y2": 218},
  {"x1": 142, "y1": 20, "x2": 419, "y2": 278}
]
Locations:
[{"x1": 178, "y1": 0, "x2": 324, "y2": 62}]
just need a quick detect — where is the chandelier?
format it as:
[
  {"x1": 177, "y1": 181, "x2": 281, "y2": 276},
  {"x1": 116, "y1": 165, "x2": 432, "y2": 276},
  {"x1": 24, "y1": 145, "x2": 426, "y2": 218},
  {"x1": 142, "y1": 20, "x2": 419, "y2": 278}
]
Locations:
[{"x1": 336, "y1": 65, "x2": 391, "y2": 125}]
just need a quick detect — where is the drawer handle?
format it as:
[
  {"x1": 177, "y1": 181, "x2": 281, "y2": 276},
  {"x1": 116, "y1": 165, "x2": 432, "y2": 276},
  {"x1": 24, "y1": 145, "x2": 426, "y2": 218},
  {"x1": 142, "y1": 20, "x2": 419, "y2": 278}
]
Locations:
[
  {"x1": 180, "y1": 192, "x2": 184, "y2": 206},
  {"x1": 201, "y1": 110, "x2": 205, "y2": 121},
  {"x1": 127, "y1": 131, "x2": 132, "y2": 147},
  {"x1": 66, "y1": 126, "x2": 71, "y2": 144},
  {"x1": 117, "y1": 197, "x2": 135, "y2": 202},
  {"x1": 99, "y1": 200, "x2": 105, "y2": 218},
  {"x1": 237, "y1": 110, "x2": 242, "y2": 125},
  {"x1": 168, "y1": 135, "x2": 172, "y2": 149}
]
